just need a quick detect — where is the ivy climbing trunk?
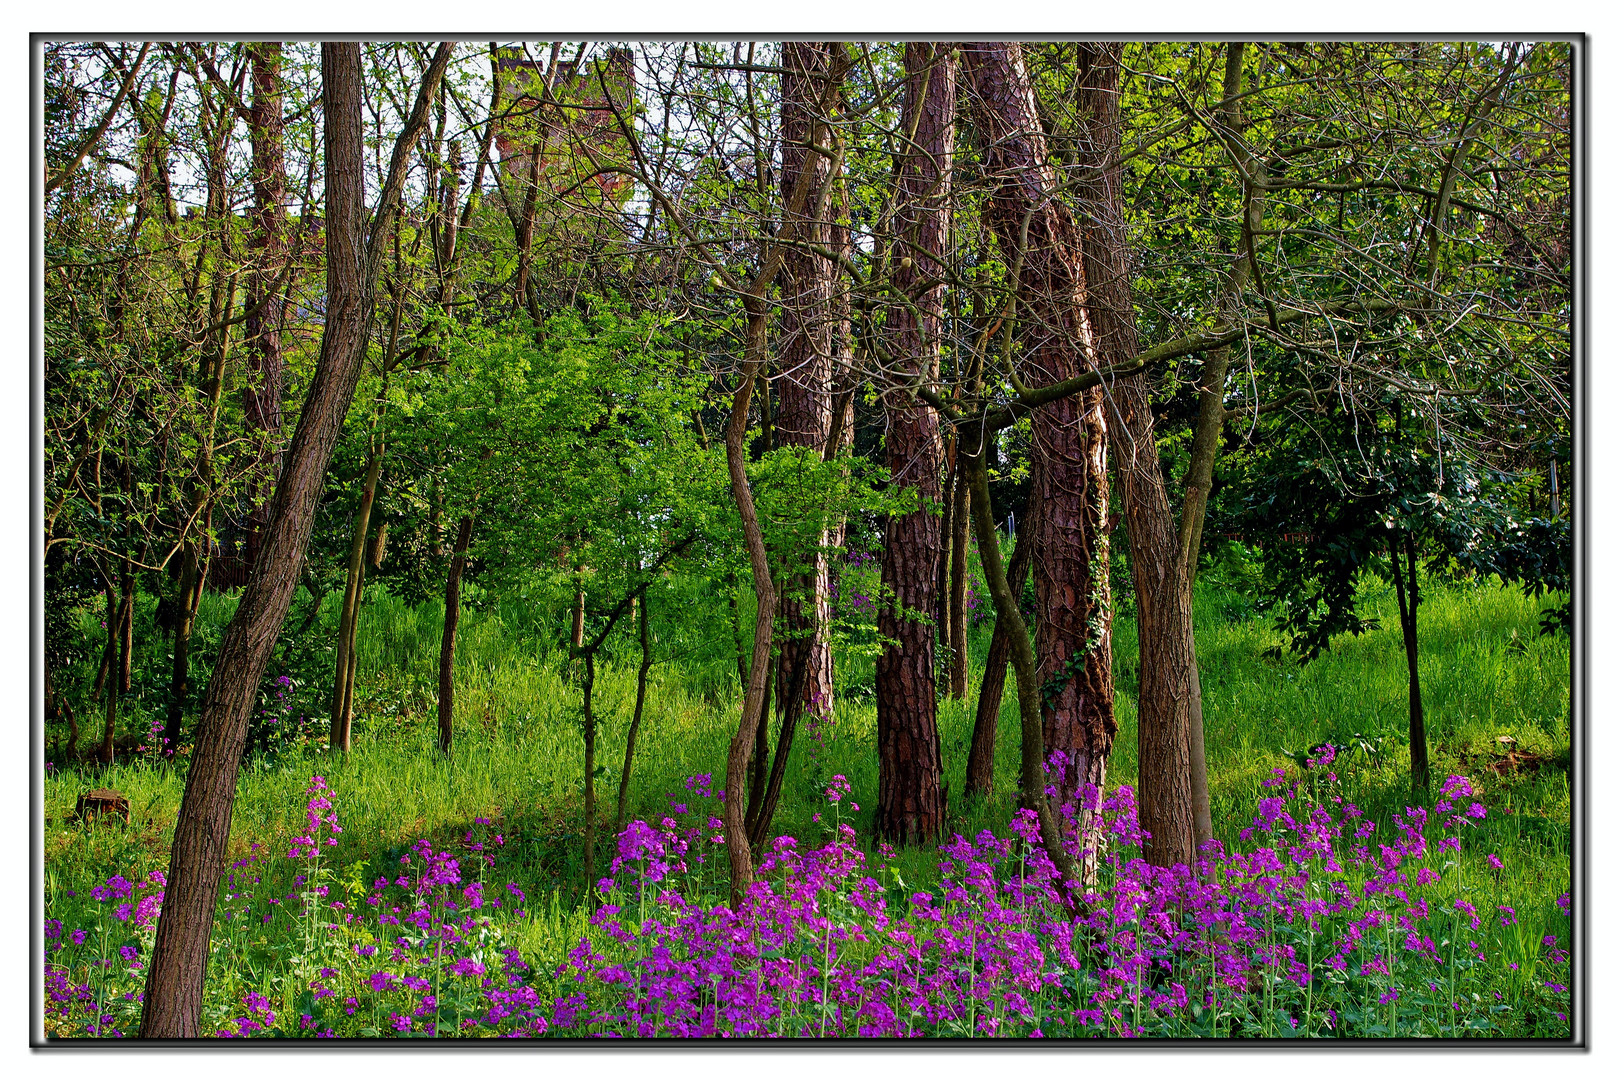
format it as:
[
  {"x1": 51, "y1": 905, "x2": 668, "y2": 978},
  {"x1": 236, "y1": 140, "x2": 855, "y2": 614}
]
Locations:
[{"x1": 963, "y1": 42, "x2": 1115, "y2": 856}]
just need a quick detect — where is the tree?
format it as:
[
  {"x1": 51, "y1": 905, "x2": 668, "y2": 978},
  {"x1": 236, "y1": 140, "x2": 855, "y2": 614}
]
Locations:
[
  {"x1": 138, "y1": 42, "x2": 452, "y2": 1038},
  {"x1": 962, "y1": 41, "x2": 1132, "y2": 865},
  {"x1": 872, "y1": 42, "x2": 954, "y2": 846}
]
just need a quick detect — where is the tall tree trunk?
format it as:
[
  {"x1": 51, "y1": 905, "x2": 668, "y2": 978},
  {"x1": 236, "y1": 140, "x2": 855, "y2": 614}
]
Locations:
[
  {"x1": 330, "y1": 445, "x2": 381, "y2": 753},
  {"x1": 1171, "y1": 44, "x2": 1258, "y2": 857},
  {"x1": 615, "y1": 590, "x2": 654, "y2": 833},
  {"x1": 138, "y1": 43, "x2": 452, "y2": 1038},
  {"x1": 963, "y1": 42, "x2": 1116, "y2": 856},
  {"x1": 774, "y1": 40, "x2": 838, "y2": 725},
  {"x1": 1392, "y1": 534, "x2": 1429, "y2": 792},
  {"x1": 242, "y1": 42, "x2": 289, "y2": 574},
  {"x1": 966, "y1": 492, "x2": 1035, "y2": 800},
  {"x1": 437, "y1": 515, "x2": 474, "y2": 755},
  {"x1": 874, "y1": 41, "x2": 954, "y2": 847},
  {"x1": 1072, "y1": 42, "x2": 1199, "y2": 867}
]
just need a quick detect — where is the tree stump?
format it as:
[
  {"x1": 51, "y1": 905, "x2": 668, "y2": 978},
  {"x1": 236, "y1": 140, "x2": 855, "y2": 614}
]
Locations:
[{"x1": 75, "y1": 788, "x2": 130, "y2": 825}]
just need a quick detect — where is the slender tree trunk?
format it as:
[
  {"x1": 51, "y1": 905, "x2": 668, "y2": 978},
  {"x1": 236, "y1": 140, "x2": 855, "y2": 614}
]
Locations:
[
  {"x1": 117, "y1": 568, "x2": 134, "y2": 695},
  {"x1": 330, "y1": 446, "x2": 382, "y2": 753},
  {"x1": 948, "y1": 453, "x2": 972, "y2": 699},
  {"x1": 874, "y1": 42, "x2": 954, "y2": 847},
  {"x1": 163, "y1": 543, "x2": 199, "y2": 756},
  {"x1": 615, "y1": 590, "x2": 654, "y2": 833},
  {"x1": 437, "y1": 515, "x2": 474, "y2": 755},
  {"x1": 964, "y1": 42, "x2": 1115, "y2": 854},
  {"x1": 571, "y1": 571, "x2": 586, "y2": 649},
  {"x1": 1392, "y1": 534, "x2": 1429, "y2": 792},
  {"x1": 1071, "y1": 42, "x2": 1199, "y2": 867},
  {"x1": 581, "y1": 649, "x2": 598, "y2": 894},
  {"x1": 963, "y1": 430, "x2": 1080, "y2": 890},
  {"x1": 138, "y1": 43, "x2": 452, "y2": 1038},
  {"x1": 967, "y1": 492, "x2": 1035, "y2": 799}
]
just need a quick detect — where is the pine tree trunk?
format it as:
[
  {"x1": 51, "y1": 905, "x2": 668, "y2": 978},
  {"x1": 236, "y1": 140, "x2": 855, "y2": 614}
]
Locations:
[
  {"x1": 963, "y1": 42, "x2": 1115, "y2": 851},
  {"x1": 138, "y1": 44, "x2": 451, "y2": 1038},
  {"x1": 874, "y1": 42, "x2": 954, "y2": 847},
  {"x1": 1071, "y1": 42, "x2": 1198, "y2": 867},
  {"x1": 774, "y1": 41, "x2": 838, "y2": 719}
]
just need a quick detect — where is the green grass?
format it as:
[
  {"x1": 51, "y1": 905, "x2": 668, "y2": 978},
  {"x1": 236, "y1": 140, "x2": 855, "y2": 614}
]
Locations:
[{"x1": 43, "y1": 569, "x2": 1571, "y2": 1025}]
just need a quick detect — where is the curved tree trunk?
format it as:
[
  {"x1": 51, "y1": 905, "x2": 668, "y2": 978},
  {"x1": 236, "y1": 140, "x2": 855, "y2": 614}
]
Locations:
[
  {"x1": 331, "y1": 445, "x2": 381, "y2": 753},
  {"x1": 963, "y1": 42, "x2": 1116, "y2": 858},
  {"x1": 874, "y1": 42, "x2": 954, "y2": 847},
  {"x1": 1072, "y1": 42, "x2": 1199, "y2": 867},
  {"x1": 966, "y1": 491, "x2": 1035, "y2": 800},
  {"x1": 963, "y1": 430, "x2": 1079, "y2": 891},
  {"x1": 138, "y1": 43, "x2": 452, "y2": 1038}
]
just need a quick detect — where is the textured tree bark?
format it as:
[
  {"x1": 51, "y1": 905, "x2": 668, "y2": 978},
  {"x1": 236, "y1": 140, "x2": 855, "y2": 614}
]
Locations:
[
  {"x1": 138, "y1": 43, "x2": 451, "y2": 1038},
  {"x1": 437, "y1": 515, "x2": 474, "y2": 755},
  {"x1": 330, "y1": 445, "x2": 381, "y2": 753},
  {"x1": 716, "y1": 44, "x2": 847, "y2": 903},
  {"x1": 963, "y1": 42, "x2": 1115, "y2": 849},
  {"x1": 1072, "y1": 42, "x2": 1198, "y2": 867},
  {"x1": 242, "y1": 43, "x2": 289, "y2": 573},
  {"x1": 966, "y1": 492, "x2": 1035, "y2": 800},
  {"x1": 774, "y1": 40, "x2": 838, "y2": 725},
  {"x1": 874, "y1": 42, "x2": 954, "y2": 847}
]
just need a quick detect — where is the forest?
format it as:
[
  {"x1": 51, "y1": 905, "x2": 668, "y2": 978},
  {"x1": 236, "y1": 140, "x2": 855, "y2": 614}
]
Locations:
[{"x1": 40, "y1": 40, "x2": 1573, "y2": 1041}]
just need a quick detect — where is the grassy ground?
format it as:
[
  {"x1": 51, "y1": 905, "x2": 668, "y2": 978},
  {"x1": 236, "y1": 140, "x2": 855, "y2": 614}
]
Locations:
[{"x1": 43, "y1": 569, "x2": 1571, "y2": 1016}]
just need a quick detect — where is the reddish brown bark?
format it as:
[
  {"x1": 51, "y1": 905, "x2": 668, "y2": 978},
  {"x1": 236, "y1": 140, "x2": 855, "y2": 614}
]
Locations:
[
  {"x1": 1072, "y1": 43, "x2": 1198, "y2": 868},
  {"x1": 774, "y1": 41, "x2": 838, "y2": 722},
  {"x1": 963, "y1": 42, "x2": 1115, "y2": 850},
  {"x1": 138, "y1": 43, "x2": 452, "y2": 1038},
  {"x1": 874, "y1": 42, "x2": 954, "y2": 847}
]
